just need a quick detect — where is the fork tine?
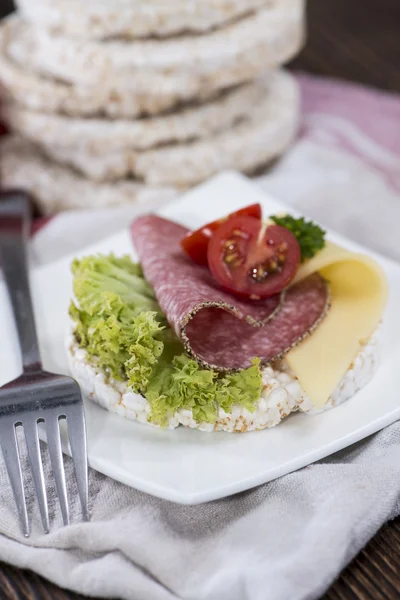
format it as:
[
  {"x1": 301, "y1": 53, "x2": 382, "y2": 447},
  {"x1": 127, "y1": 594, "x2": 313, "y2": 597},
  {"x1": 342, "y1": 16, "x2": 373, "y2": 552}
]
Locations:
[
  {"x1": 66, "y1": 404, "x2": 89, "y2": 522},
  {"x1": 24, "y1": 420, "x2": 49, "y2": 534},
  {"x1": 46, "y1": 415, "x2": 69, "y2": 526},
  {"x1": 0, "y1": 424, "x2": 29, "y2": 537}
]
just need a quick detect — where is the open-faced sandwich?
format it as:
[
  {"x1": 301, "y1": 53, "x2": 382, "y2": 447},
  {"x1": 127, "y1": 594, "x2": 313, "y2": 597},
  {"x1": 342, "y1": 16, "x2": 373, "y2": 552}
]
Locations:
[{"x1": 66, "y1": 203, "x2": 388, "y2": 432}]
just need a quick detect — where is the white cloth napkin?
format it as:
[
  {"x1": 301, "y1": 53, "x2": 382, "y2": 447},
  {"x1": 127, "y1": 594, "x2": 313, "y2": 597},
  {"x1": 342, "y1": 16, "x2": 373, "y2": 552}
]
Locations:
[
  {"x1": 1, "y1": 75, "x2": 400, "y2": 599},
  {"x1": 1, "y1": 424, "x2": 400, "y2": 600}
]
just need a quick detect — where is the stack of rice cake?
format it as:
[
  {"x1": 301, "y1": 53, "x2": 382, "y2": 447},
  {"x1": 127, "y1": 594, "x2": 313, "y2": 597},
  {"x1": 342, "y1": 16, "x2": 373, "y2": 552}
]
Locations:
[{"x1": 0, "y1": 0, "x2": 305, "y2": 213}]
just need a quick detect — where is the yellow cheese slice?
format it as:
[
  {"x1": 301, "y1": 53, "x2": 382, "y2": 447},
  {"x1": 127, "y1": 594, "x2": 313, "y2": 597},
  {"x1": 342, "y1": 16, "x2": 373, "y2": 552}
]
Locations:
[{"x1": 286, "y1": 242, "x2": 388, "y2": 408}]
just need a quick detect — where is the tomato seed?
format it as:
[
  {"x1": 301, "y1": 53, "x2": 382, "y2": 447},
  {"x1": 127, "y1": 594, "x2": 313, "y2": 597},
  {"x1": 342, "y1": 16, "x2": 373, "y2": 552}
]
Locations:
[{"x1": 232, "y1": 229, "x2": 248, "y2": 239}]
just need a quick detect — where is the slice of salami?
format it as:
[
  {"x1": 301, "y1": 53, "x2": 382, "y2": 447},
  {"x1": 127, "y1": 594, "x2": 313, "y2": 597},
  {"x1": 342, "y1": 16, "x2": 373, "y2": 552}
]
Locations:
[{"x1": 131, "y1": 215, "x2": 330, "y2": 370}]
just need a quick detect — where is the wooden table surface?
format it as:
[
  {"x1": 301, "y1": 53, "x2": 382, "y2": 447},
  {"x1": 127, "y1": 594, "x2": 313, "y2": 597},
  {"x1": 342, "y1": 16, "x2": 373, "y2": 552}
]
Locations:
[{"x1": 1, "y1": 0, "x2": 400, "y2": 598}]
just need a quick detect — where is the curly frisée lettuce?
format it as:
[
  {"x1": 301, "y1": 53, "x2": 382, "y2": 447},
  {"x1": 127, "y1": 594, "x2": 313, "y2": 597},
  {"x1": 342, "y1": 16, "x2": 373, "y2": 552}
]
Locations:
[
  {"x1": 146, "y1": 355, "x2": 262, "y2": 426},
  {"x1": 70, "y1": 254, "x2": 263, "y2": 427},
  {"x1": 70, "y1": 255, "x2": 164, "y2": 388}
]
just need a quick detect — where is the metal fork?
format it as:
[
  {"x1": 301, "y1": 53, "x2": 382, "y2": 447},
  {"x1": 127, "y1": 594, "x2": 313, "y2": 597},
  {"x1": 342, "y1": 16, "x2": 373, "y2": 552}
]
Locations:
[{"x1": 0, "y1": 191, "x2": 89, "y2": 536}]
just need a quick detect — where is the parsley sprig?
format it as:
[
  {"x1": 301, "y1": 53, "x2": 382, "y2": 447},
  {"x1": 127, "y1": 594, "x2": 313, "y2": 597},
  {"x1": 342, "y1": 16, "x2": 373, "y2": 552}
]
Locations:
[{"x1": 270, "y1": 215, "x2": 326, "y2": 262}]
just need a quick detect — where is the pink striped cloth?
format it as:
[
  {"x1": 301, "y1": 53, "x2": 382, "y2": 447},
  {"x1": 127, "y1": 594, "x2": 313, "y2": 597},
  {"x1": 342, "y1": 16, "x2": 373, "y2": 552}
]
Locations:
[{"x1": 297, "y1": 73, "x2": 400, "y2": 193}]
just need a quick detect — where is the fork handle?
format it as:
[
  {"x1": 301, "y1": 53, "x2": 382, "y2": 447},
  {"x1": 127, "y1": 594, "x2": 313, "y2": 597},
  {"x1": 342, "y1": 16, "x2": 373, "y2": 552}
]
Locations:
[{"x1": 0, "y1": 191, "x2": 42, "y2": 372}]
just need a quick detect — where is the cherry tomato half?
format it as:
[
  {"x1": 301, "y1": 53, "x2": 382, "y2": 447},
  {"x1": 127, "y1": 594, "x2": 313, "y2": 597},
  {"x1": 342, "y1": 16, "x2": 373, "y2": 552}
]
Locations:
[
  {"x1": 180, "y1": 203, "x2": 262, "y2": 266},
  {"x1": 207, "y1": 215, "x2": 301, "y2": 299}
]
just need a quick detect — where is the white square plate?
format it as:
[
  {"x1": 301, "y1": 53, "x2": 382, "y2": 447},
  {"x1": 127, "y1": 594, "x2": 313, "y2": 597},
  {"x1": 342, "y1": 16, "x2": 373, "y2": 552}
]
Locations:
[{"x1": 1, "y1": 172, "x2": 399, "y2": 504}]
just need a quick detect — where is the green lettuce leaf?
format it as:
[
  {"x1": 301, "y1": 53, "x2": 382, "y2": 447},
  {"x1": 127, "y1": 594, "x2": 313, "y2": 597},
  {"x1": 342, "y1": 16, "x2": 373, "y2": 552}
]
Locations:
[
  {"x1": 146, "y1": 354, "x2": 262, "y2": 427},
  {"x1": 70, "y1": 253, "x2": 263, "y2": 426},
  {"x1": 216, "y1": 358, "x2": 263, "y2": 415},
  {"x1": 70, "y1": 254, "x2": 164, "y2": 386},
  {"x1": 71, "y1": 254, "x2": 160, "y2": 316}
]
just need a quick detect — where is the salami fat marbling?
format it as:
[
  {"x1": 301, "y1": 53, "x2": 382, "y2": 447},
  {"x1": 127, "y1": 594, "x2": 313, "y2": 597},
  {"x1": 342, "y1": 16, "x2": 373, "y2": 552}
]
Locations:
[{"x1": 131, "y1": 215, "x2": 330, "y2": 370}]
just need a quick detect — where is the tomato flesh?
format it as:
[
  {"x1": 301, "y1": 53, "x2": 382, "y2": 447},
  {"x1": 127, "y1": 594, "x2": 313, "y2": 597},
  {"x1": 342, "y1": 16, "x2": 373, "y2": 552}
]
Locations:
[
  {"x1": 180, "y1": 203, "x2": 262, "y2": 266},
  {"x1": 207, "y1": 215, "x2": 301, "y2": 298}
]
